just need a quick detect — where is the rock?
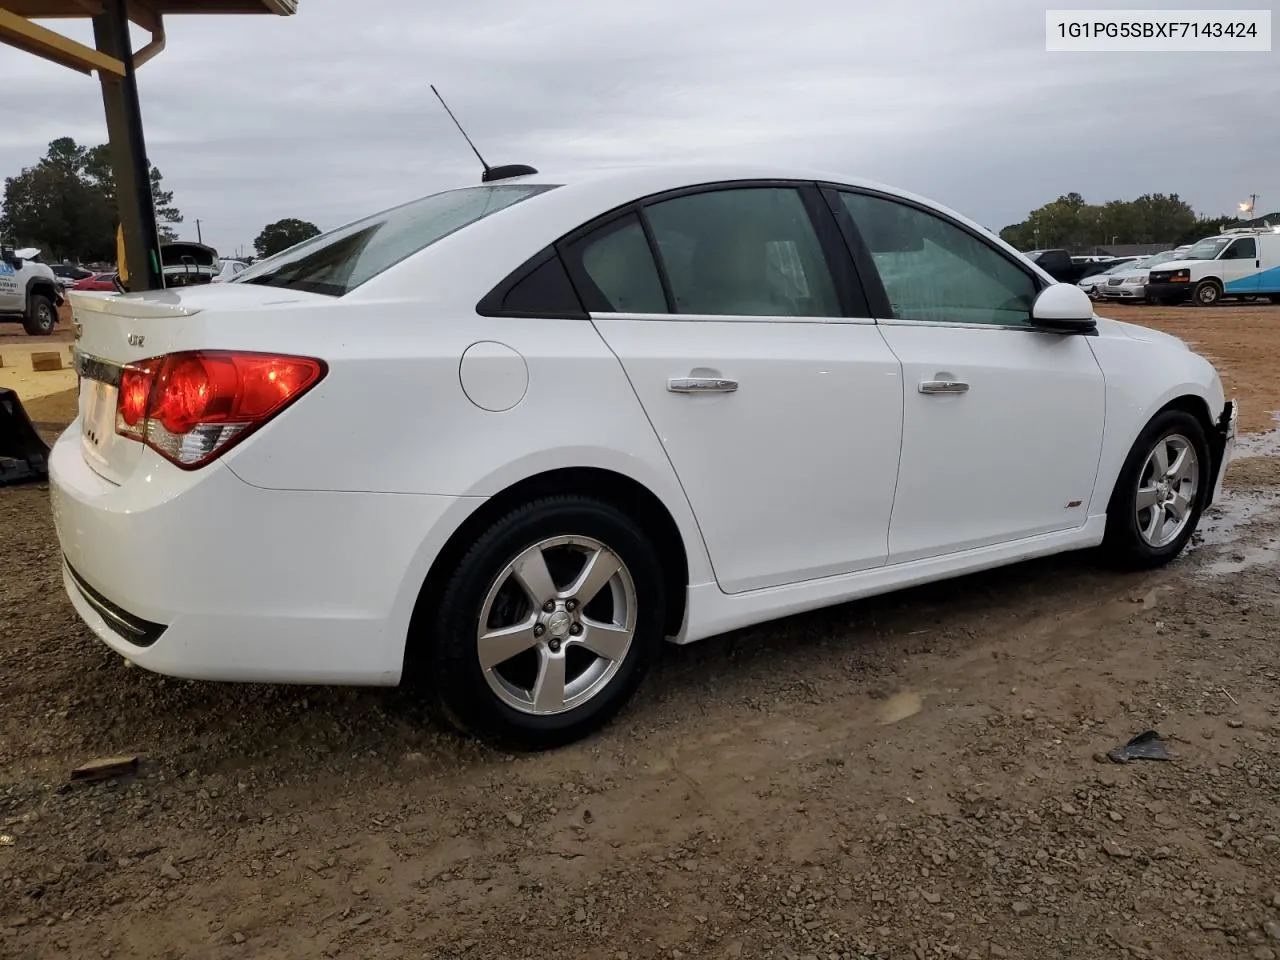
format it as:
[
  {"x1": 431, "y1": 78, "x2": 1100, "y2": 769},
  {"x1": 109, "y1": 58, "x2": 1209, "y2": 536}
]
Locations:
[
  {"x1": 1264, "y1": 920, "x2": 1280, "y2": 941},
  {"x1": 574, "y1": 908, "x2": 587, "y2": 923},
  {"x1": 1011, "y1": 901, "x2": 1032, "y2": 917},
  {"x1": 159, "y1": 859, "x2": 182, "y2": 881},
  {"x1": 1102, "y1": 839, "x2": 1130, "y2": 858},
  {"x1": 1109, "y1": 811, "x2": 1124, "y2": 823},
  {"x1": 990, "y1": 947, "x2": 1008, "y2": 959},
  {"x1": 505, "y1": 812, "x2": 523, "y2": 828},
  {"x1": 923, "y1": 891, "x2": 941, "y2": 904},
  {"x1": 1228, "y1": 720, "x2": 1245, "y2": 729},
  {"x1": 1061, "y1": 803, "x2": 1079, "y2": 815},
  {"x1": 231, "y1": 932, "x2": 245, "y2": 944},
  {"x1": 1272, "y1": 893, "x2": 1280, "y2": 909},
  {"x1": 1251, "y1": 948, "x2": 1275, "y2": 960}
]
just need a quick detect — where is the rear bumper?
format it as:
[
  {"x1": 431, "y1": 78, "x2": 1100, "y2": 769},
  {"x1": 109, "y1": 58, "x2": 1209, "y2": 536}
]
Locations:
[{"x1": 49, "y1": 425, "x2": 471, "y2": 685}]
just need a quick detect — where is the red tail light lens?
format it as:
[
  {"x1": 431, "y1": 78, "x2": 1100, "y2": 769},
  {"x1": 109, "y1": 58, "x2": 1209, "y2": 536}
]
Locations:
[{"x1": 114, "y1": 351, "x2": 326, "y2": 469}]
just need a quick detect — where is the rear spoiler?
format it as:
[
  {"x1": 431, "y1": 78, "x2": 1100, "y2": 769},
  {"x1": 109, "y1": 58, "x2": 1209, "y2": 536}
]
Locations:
[{"x1": 69, "y1": 289, "x2": 203, "y2": 319}]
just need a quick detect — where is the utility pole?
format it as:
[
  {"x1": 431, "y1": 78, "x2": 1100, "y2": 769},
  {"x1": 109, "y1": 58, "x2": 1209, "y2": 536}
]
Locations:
[{"x1": 196, "y1": 219, "x2": 202, "y2": 244}]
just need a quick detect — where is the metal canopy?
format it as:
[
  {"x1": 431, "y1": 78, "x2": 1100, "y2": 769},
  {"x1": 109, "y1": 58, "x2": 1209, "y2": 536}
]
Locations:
[{"x1": 0, "y1": 0, "x2": 297, "y2": 290}]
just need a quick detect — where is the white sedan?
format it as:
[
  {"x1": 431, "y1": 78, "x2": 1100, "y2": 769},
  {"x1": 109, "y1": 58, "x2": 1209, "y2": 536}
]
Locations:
[{"x1": 52, "y1": 164, "x2": 1237, "y2": 749}]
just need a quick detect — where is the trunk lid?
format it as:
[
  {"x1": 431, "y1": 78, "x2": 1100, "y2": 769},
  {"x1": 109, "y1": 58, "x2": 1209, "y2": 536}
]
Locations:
[{"x1": 69, "y1": 284, "x2": 327, "y2": 485}]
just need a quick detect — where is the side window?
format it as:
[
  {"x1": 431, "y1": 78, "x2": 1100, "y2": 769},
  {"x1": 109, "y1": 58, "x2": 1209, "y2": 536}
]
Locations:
[
  {"x1": 561, "y1": 213, "x2": 667, "y2": 314},
  {"x1": 838, "y1": 191, "x2": 1038, "y2": 326},
  {"x1": 1223, "y1": 238, "x2": 1256, "y2": 260},
  {"x1": 643, "y1": 187, "x2": 841, "y2": 317}
]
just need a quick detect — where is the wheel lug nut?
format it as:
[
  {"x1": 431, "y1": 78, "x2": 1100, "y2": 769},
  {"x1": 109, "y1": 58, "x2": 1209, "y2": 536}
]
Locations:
[
  {"x1": 548, "y1": 638, "x2": 562, "y2": 653},
  {"x1": 542, "y1": 600, "x2": 556, "y2": 613},
  {"x1": 533, "y1": 623, "x2": 545, "y2": 637},
  {"x1": 565, "y1": 598, "x2": 578, "y2": 612},
  {"x1": 569, "y1": 623, "x2": 583, "y2": 636}
]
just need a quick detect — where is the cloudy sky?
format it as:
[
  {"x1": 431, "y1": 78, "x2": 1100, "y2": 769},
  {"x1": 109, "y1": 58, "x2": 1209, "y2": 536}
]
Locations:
[{"x1": 2, "y1": 0, "x2": 1275, "y2": 256}]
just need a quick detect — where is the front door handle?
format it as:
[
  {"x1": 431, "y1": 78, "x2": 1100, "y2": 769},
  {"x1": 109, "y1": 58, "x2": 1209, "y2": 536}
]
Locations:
[
  {"x1": 919, "y1": 379, "x2": 969, "y2": 395},
  {"x1": 668, "y1": 377, "x2": 739, "y2": 394}
]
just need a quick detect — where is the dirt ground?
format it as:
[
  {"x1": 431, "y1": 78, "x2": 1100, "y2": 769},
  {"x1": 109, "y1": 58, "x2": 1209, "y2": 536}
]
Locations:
[{"x1": 3, "y1": 303, "x2": 1280, "y2": 960}]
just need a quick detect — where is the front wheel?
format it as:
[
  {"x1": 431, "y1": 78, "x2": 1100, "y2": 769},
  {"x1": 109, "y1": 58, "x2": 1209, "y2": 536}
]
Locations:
[
  {"x1": 421, "y1": 496, "x2": 665, "y2": 750},
  {"x1": 22, "y1": 294, "x2": 56, "y2": 335},
  {"x1": 1192, "y1": 280, "x2": 1222, "y2": 307},
  {"x1": 1102, "y1": 409, "x2": 1211, "y2": 569}
]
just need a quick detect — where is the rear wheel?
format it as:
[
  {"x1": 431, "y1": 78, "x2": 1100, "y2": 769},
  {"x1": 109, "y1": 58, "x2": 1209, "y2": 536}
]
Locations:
[
  {"x1": 1192, "y1": 280, "x2": 1222, "y2": 307},
  {"x1": 1103, "y1": 409, "x2": 1211, "y2": 568},
  {"x1": 421, "y1": 496, "x2": 665, "y2": 750},
  {"x1": 22, "y1": 294, "x2": 56, "y2": 336}
]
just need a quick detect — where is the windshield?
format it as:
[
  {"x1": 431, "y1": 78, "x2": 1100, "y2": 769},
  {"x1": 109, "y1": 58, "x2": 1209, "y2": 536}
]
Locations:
[
  {"x1": 1182, "y1": 237, "x2": 1231, "y2": 261},
  {"x1": 236, "y1": 183, "x2": 557, "y2": 296},
  {"x1": 1103, "y1": 260, "x2": 1135, "y2": 274}
]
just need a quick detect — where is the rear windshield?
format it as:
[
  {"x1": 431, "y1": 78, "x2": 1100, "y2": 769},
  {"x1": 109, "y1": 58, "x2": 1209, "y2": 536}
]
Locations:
[{"x1": 235, "y1": 183, "x2": 557, "y2": 296}]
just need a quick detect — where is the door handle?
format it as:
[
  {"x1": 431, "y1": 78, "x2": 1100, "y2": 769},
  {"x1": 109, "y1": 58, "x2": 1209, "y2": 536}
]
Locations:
[
  {"x1": 919, "y1": 379, "x2": 969, "y2": 395},
  {"x1": 668, "y1": 377, "x2": 738, "y2": 394}
]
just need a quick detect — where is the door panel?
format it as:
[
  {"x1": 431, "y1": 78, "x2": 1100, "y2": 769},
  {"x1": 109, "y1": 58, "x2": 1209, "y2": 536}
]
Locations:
[
  {"x1": 1220, "y1": 237, "x2": 1262, "y2": 295},
  {"x1": 593, "y1": 316, "x2": 904, "y2": 592},
  {"x1": 877, "y1": 323, "x2": 1104, "y2": 563},
  {"x1": 828, "y1": 187, "x2": 1107, "y2": 563}
]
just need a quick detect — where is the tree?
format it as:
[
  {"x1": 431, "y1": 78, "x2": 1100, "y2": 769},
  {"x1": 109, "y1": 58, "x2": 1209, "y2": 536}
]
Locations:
[
  {"x1": 83, "y1": 143, "x2": 183, "y2": 241},
  {"x1": 254, "y1": 218, "x2": 321, "y2": 258},
  {"x1": 0, "y1": 138, "x2": 184, "y2": 261},
  {"x1": 999, "y1": 192, "x2": 1198, "y2": 252}
]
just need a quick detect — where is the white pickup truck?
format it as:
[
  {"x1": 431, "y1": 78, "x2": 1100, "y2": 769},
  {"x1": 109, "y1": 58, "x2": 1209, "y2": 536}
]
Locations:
[{"x1": 0, "y1": 244, "x2": 65, "y2": 335}]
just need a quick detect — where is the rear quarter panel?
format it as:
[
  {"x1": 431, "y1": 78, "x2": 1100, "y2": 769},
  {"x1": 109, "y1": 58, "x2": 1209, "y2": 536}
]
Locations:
[{"x1": 220, "y1": 304, "x2": 716, "y2": 586}]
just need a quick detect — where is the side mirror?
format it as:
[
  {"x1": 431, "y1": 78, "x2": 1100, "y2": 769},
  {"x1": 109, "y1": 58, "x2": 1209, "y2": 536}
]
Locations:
[
  {"x1": 1, "y1": 245, "x2": 19, "y2": 267},
  {"x1": 1030, "y1": 283, "x2": 1097, "y2": 333}
]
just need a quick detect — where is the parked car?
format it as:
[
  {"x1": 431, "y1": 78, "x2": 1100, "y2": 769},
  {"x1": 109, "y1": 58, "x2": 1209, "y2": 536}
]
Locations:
[
  {"x1": 1077, "y1": 257, "x2": 1142, "y2": 298},
  {"x1": 73, "y1": 273, "x2": 120, "y2": 292},
  {"x1": 1146, "y1": 228, "x2": 1280, "y2": 306},
  {"x1": 211, "y1": 259, "x2": 249, "y2": 283},
  {"x1": 1021, "y1": 248, "x2": 1096, "y2": 283},
  {"x1": 50, "y1": 263, "x2": 94, "y2": 289},
  {"x1": 1098, "y1": 249, "x2": 1185, "y2": 301},
  {"x1": 0, "y1": 244, "x2": 63, "y2": 335},
  {"x1": 159, "y1": 241, "x2": 219, "y2": 287},
  {"x1": 52, "y1": 163, "x2": 1237, "y2": 749}
]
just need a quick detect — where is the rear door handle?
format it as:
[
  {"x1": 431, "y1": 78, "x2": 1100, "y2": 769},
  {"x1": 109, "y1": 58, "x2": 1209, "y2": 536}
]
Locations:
[
  {"x1": 668, "y1": 377, "x2": 738, "y2": 394},
  {"x1": 919, "y1": 379, "x2": 969, "y2": 395}
]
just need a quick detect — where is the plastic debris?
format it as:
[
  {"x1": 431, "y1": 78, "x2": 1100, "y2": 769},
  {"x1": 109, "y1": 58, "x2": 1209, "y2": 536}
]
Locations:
[{"x1": 1106, "y1": 730, "x2": 1172, "y2": 764}]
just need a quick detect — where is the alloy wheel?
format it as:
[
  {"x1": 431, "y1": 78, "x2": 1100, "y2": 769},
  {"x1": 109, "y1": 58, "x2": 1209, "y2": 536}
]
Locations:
[
  {"x1": 1135, "y1": 433, "x2": 1199, "y2": 548},
  {"x1": 476, "y1": 535, "x2": 636, "y2": 716}
]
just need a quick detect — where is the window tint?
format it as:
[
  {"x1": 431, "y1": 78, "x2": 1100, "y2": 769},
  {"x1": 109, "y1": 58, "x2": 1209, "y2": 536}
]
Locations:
[
  {"x1": 495, "y1": 252, "x2": 584, "y2": 316},
  {"x1": 235, "y1": 183, "x2": 556, "y2": 297},
  {"x1": 643, "y1": 187, "x2": 840, "y2": 317},
  {"x1": 562, "y1": 214, "x2": 667, "y2": 313},
  {"x1": 1223, "y1": 238, "x2": 1257, "y2": 260},
  {"x1": 839, "y1": 191, "x2": 1037, "y2": 326}
]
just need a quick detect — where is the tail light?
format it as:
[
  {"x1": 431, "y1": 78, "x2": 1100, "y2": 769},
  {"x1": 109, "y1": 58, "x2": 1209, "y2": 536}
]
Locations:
[{"x1": 115, "y1": 350, "x2": 326, "y2": 469}]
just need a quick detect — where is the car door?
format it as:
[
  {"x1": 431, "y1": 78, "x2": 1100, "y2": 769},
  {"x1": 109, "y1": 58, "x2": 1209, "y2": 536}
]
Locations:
[
  {"x1": 825, "y1": 187, "x2": 1106, "y2": 565},
  {"x1": 1220, "y1": 236, "x2": 1261, "y2": 296},
  {"x1": 559, "y1": 183, "x2": 905, "y2": 594}
]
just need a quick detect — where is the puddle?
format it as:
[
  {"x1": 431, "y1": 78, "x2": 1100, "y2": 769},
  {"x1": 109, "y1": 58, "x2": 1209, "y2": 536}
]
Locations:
[
  {"x1": 1232, "y1": 414, "x2": 1280, "y2": 460},
  {"x1": 1202, "y1": 541, "x2": 1280, "y2": 576}
]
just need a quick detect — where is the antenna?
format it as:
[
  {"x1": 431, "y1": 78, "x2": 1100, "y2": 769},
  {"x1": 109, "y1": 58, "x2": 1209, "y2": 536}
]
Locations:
[
  {"x1": 430, "y1": 84, "x2": 491, "y2": 178},
  {"x1": 429, "y1": 84, "x2": 539, "y2": 183}
]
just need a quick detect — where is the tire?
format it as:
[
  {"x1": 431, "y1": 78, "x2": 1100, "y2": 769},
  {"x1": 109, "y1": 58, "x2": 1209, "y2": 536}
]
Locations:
[
  {"x1": 1192, "y1": 280, "x2": 1222, "y2": 307},
  {"x1": 22, "y1": 294, "x2": 56, "y2": 336},
  {"x1": 1269, "y1": 294, "x2": 1280, "y2": 305},
  {"x1": 420, "y1": 495, "x2": 665, "y2": 750},
  {"x1": 1102, "y1": 409, "x2": 1212, "y2": 569}
]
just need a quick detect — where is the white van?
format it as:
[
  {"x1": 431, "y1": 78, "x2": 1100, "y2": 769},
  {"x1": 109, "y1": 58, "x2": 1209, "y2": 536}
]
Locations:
[{"x1": 1145, "y1": 227, "x2": 1280, "y2": 306}]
